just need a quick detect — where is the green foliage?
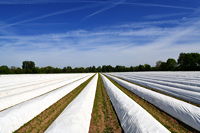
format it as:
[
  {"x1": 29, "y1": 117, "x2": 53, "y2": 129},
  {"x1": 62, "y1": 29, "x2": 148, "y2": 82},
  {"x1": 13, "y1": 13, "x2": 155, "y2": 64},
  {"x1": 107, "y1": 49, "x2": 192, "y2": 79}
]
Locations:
[
  {"x1": 63, "y1": 66, "x2": 72, "y2": 73},
  {"x1": 155, "y1": 58, "x2": 177, "y2": 71},
  {"x1": 0, "y1": 65, "x2": 10, "y2": 74},
  {"x1": 22, "y1": 61, "x2": 36, "y2": 73},
  {"x1": 102, "y1": 65, "x2": 113, "y2": 72},
  {"x1": 166, "y1": 58, "x2": 177, "y2": 71},
  {"x1": 10, "y1": 66, "x2": 23, "y2": 74},
  {"x1": 178, "y1": 53, "x2": 200, "y2": 71},
  {"x1": 0, "y1": 52, "x2": 199, "y2": 74}
]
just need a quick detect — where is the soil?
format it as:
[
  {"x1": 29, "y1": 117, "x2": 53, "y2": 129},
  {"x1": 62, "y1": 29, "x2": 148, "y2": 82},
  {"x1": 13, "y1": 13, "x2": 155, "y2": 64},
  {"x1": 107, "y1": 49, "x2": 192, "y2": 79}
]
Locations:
[{"x1": 89, "y1": 74, "x2": 122, "y2": 133}]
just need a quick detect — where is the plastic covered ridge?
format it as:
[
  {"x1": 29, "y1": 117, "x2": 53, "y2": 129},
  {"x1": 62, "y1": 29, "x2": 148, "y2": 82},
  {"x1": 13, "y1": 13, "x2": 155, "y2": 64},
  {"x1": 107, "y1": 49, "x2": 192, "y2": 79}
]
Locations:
[
  {"x1": 45, "y1": 74, "x2": 98, "y2": 133},
  {"x1": 0, "y1": 74, "x2": 91, "y2": 111},
  {"x1": 106, "y1": 74, "x2": 200, "y2": 131},
  {"x1": 113, "y1": 74, "x2": 200, "y2": 104},
  {"x1": 0, "y1": 74, "x2": 93, "y2": 133},
  {"x1": 101, "y1": 74, "x2": 170, "y2": 133}
]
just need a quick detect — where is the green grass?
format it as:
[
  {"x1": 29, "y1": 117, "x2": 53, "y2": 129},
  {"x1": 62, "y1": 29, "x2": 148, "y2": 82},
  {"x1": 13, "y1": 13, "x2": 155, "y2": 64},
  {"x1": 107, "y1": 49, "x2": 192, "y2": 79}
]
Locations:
[
  {"x1": 89, "y1": 74, "x2": 122, "y2": 133},
  {"x1": 105, "y1": 75, "x2": 198, "y2": 133},
  {"x1": 15, "y1": 75, "x2": 94, "y2": 133}
]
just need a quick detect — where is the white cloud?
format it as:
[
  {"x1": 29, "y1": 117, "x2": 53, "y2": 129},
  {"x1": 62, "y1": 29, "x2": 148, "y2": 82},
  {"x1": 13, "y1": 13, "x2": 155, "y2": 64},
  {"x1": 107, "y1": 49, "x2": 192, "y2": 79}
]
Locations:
[{"x1": 1, "y1": 7, "x2": 200, "y2": 67}]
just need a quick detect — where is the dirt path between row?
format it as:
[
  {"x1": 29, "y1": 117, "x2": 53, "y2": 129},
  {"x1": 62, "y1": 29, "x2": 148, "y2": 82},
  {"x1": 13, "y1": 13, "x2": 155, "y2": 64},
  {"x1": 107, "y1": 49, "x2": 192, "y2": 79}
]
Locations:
[{"x1": 89, "y1": 74, "x2": 122, "y2": 133}]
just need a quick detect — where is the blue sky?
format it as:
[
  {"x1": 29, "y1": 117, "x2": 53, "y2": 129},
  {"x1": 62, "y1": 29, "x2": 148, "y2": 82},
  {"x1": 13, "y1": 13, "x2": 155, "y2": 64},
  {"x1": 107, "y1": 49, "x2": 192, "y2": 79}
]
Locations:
[{"x1": 0, "y1": 0, "x2": 200, "y2": 67}]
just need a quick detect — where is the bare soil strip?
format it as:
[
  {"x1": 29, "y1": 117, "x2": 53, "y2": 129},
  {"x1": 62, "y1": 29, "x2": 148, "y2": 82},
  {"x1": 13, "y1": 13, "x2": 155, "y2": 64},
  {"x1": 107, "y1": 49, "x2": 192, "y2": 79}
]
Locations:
[
  {"x1": 106, "y1": 75, "x2": 199, "y2": 133},
  {"x1": 89, "y1": 74, "x2": 122, "y2": 133},
  {"x1": 14, "y1": 76, "x2": 94, "y2": 133},
  {"x1": 111, "y1": 75, "x2": 200, "y2": 107}
]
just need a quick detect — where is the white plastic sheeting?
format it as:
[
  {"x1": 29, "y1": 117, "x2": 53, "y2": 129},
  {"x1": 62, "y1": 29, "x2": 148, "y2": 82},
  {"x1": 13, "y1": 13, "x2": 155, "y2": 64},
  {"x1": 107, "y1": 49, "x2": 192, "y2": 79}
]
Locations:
[
  {"x1": 0, "y1": 74, "x2": 48, "y2": 89},
  {"x1": 0, "y1": 74, "x2": 93, "y2": 133},
  {"x1": 101, "y1": 75, "x2": 170, "y2": 133},
  {"x1": 0, "y1": 74, "x2": 76, "y2": 90},
  {"x1": 0, "y1": 74, "x2": 89, "y2": 111},
  {"x1": 45, "y1": 74, "x2": 98, "y2": 133},
  {"x1": 112, "y1": 73, "x2": 200, "y2": 104},
  {"x1": 111, "y1": 74, "x2": 200, "y2": 104},
  {"x1": 0, "y1": 74, "x2": 83, "y2": 97},
  {"x1": 106, "y1": 74, "x2": 200, "y2": 131},
  {"x1": 111, "y1": 72, "x2": 200, "y2": 87},
  {"x1": 119, "y1": 74, "x2": 200, "y2": 93}
]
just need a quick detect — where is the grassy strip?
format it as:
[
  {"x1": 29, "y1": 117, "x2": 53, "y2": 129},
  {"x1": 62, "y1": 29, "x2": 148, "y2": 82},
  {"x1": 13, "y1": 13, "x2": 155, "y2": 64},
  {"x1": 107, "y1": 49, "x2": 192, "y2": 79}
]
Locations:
[
  {"x1": 106, "y1": 75, "x2": 198, "y2": 133},
  {"x1": 111, "y1": 75, "x2": 200, "y2": 107},
  {"x1": 15, "y1": 75, "x2": 94, "y2": 133},
  {"x1": 89, "y1": 74, "x2": 122, "y2": 133}
]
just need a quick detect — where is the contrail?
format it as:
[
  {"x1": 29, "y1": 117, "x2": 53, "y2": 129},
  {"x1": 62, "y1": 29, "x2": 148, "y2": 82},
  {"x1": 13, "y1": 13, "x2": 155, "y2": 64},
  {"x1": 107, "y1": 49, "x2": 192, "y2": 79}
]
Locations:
[
  {"x1": 64, "y1": 1, "x2": 196, "y2": 10},
  {"x1": 0, "y1": 0, "x2": 63, "y2": 4},
  {"x1": 0, "y1": 0, "x2": 195, "y2": 10},
  {"x1": 82, "y1": 0, "x2": 125, "y2": 21},
  {"x1": 124, "y1": 2, "x2": 195, "y2": 10},
  {"x1": 0, "y1": 4, "x2": 98, "y2": 28}
]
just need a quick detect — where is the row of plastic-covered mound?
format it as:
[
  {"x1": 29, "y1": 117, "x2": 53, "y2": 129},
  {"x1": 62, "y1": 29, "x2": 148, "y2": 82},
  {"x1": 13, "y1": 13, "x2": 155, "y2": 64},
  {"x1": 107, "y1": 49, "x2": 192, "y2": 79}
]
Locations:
[{"x1": 0, "y1": 72, "x2": 200, "y2": 133}]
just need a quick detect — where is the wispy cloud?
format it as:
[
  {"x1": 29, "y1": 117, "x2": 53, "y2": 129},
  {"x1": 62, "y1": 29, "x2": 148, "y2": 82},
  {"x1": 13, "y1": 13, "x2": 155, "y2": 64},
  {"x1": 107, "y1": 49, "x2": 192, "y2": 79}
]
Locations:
[
  {"x1": 0, "y1": 1, "x2": 199, "y2": 67},
  {"x1": 1, "y1": 15, "x2": 200, "y2": 67}
]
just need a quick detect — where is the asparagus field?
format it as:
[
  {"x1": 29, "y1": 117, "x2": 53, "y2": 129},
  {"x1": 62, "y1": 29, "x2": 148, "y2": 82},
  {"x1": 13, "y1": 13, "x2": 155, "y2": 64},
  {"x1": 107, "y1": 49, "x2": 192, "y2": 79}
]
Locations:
[{"x1": 0, "y1": 72, "x2": 200, "y2": 133}]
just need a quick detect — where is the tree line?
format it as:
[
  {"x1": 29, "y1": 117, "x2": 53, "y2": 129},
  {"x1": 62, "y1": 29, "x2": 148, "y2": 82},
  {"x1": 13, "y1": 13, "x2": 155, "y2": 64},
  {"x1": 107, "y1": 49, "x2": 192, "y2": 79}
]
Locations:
[{"x1": 0, "y1": 53, "x2": 200, "y2": 74}]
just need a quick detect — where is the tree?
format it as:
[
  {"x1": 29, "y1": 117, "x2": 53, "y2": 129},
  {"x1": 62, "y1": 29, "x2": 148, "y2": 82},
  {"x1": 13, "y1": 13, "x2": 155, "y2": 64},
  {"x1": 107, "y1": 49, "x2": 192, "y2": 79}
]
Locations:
[
  {"x1": 1, "y1": 52, "x2": 199, "y2": 74},
  {"x1": 73, "y1": 67, "x2": 85, "y2": 73},
  {"x1": 40, "y1": 66, "x2": 62, "y2": 73},
  {"x1": 178, "y1": 53, "x2": 200, "y2": 71},
  {"x1": 129, "y1": 66, "x2": 134, "y2": 71},
  {"x1": 155, "y1": 58, "x2": 177, "y2": 71},
  {"x1": 96, "y1": 66, "x2": 102, "y2": 72},
  {"x1": 40, "y1": 66, "x2": 53, "y2": 73},
  {"x1": 102, "y1": 65, "x2": 114, "y2": 72},
  {"x1": 22, "y1": 61, "x2": 36, "y2": 73},
  {"x1": 63, "y1": 67, "x2": 67, "y2": 73},
  {"x1": 65, "y1": 66, "x2": 73, "y2": 73},
  {"x1": 87, "y1": 66, "x2": 96, "y2": 72},
  {"x1": 0, "y1": 65, "x2": 10, "y2": 74},
  {"x1": 156, "y1": 61, "x2": 163, "y2": 68},
  {"x1": 166, "y1": 58, "x2": 177, "y2": 71},
  {"x1": 10, "y1": 66, "x2": 22, "y2": 74},
  {"x1": 143, "y1": 64, "x2": 151, "y2": 71},
  {"x1": 115, "y1": 65, "x2": 126, "y2": 72},
  {"x1": 159, "y1": 62, "x2": 167, "y2": 71},
  {"x1": 133, "y1": 65, "x2": 145, "y2": 71}
]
